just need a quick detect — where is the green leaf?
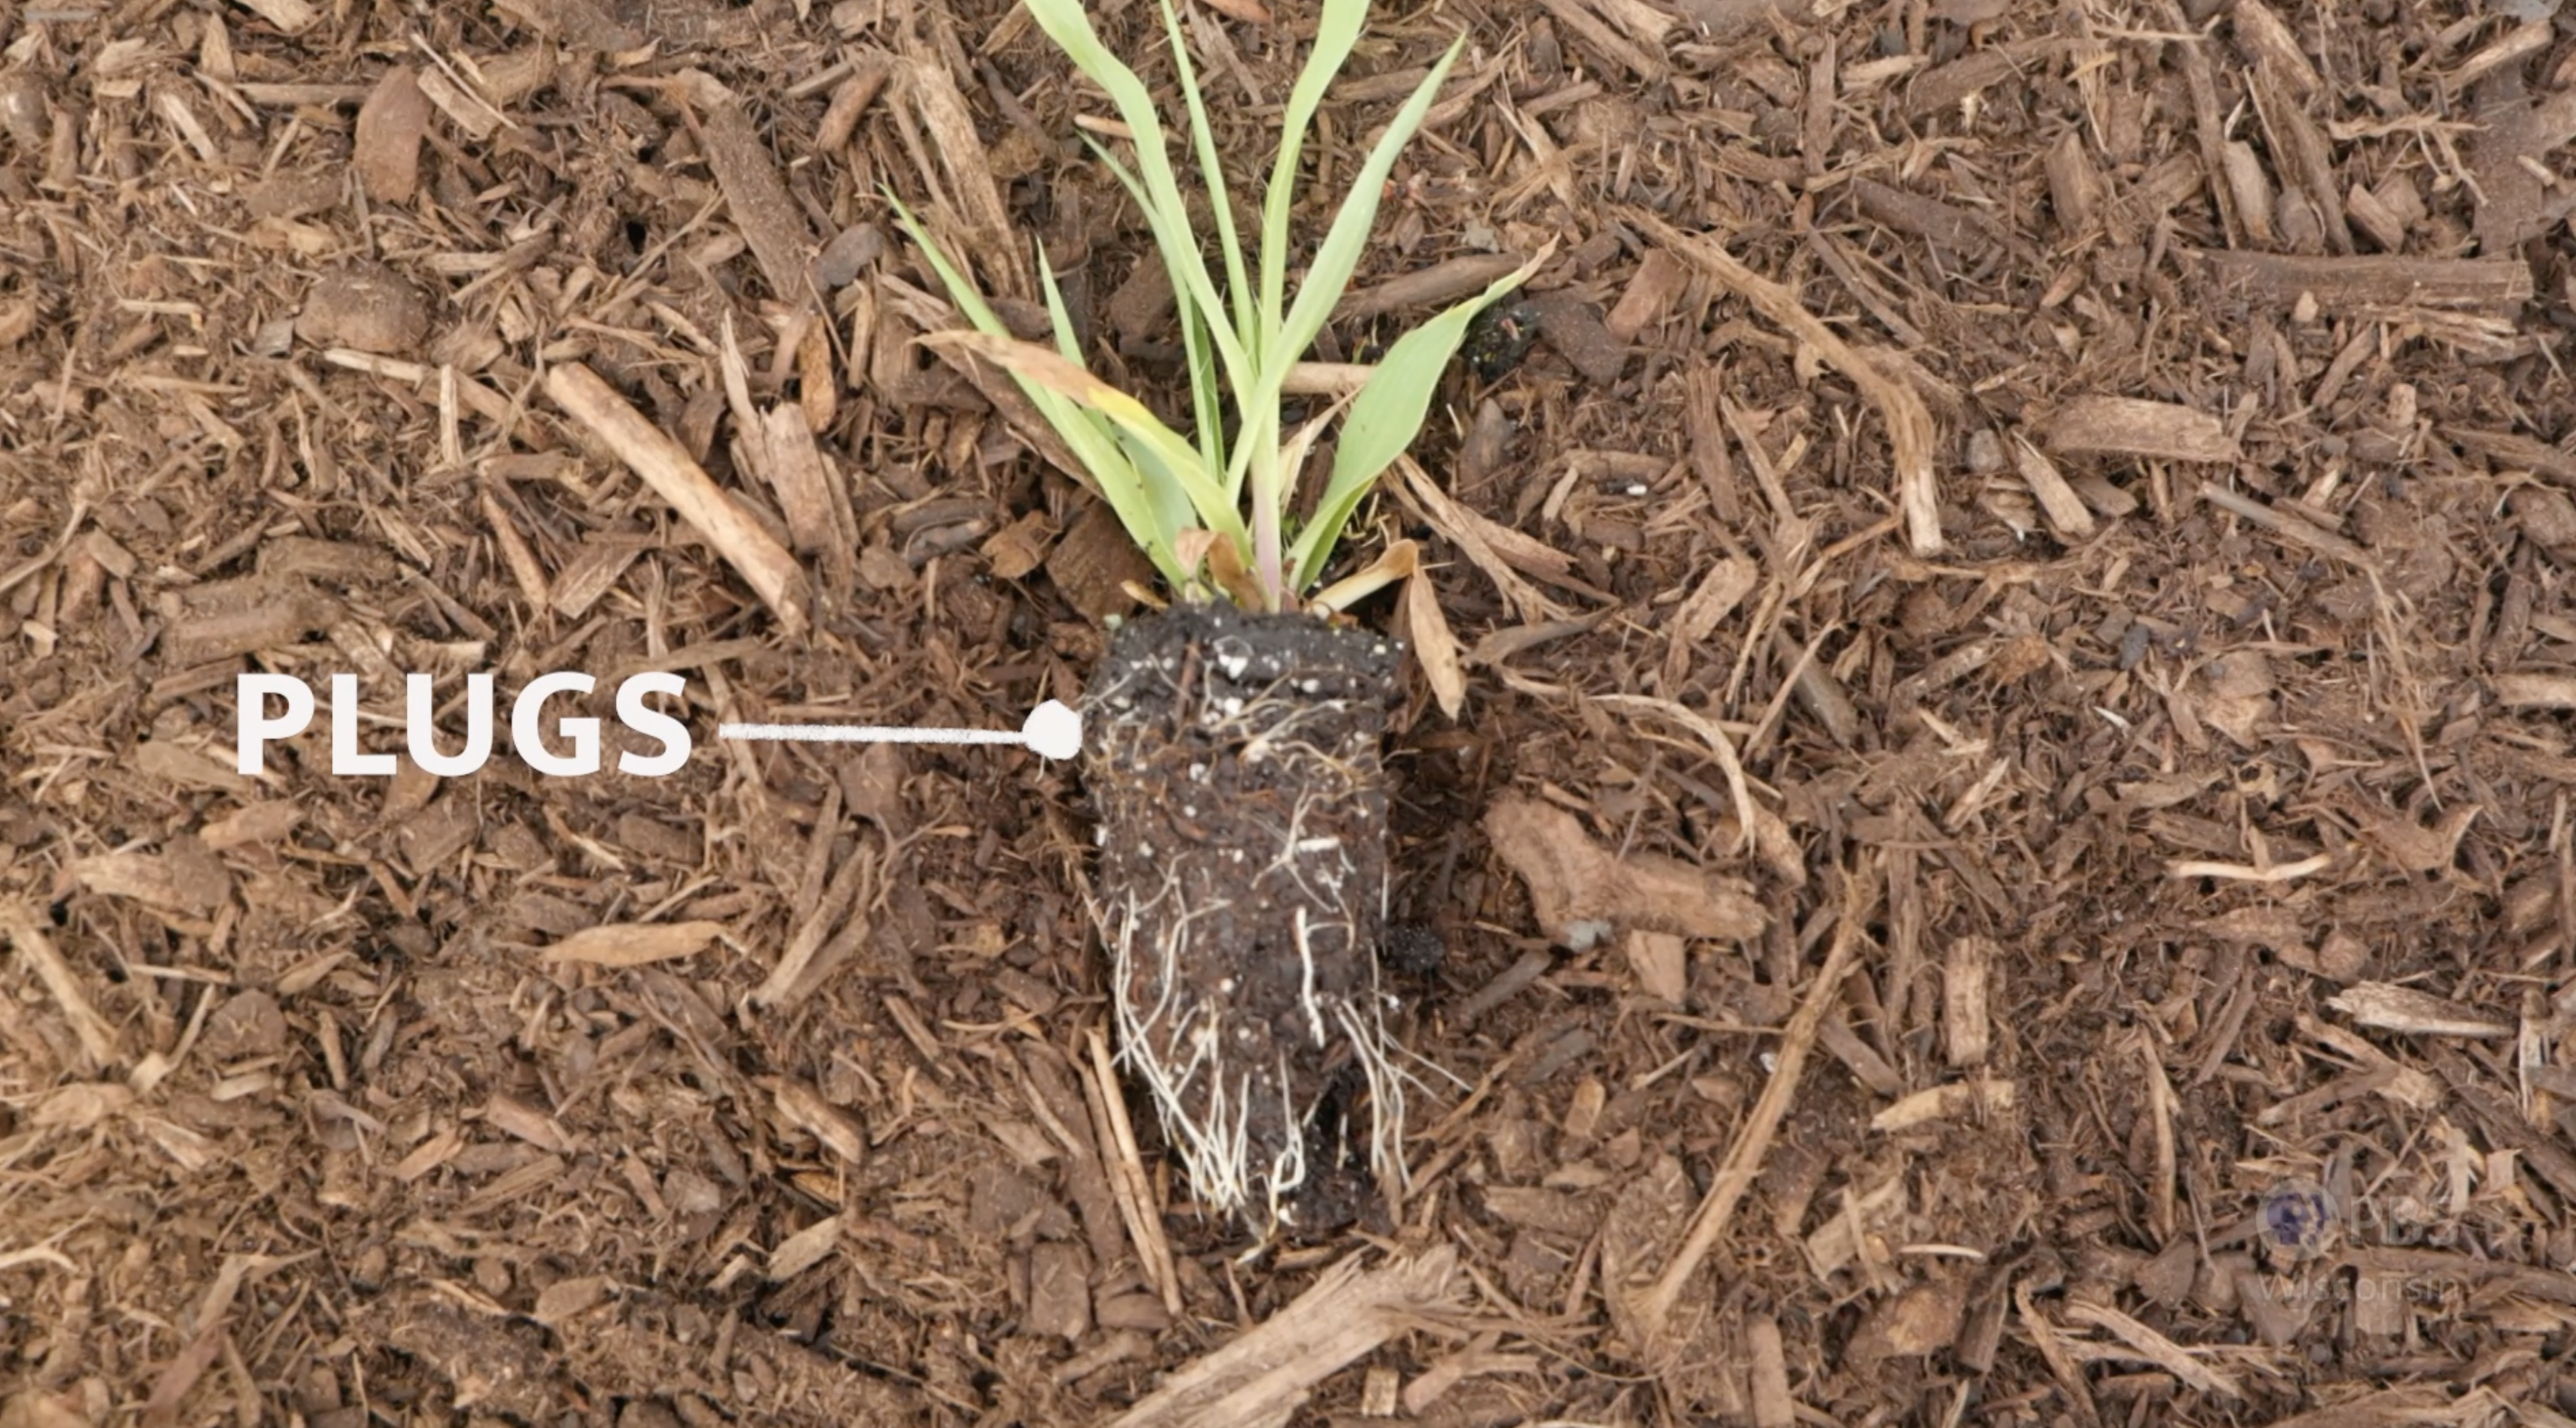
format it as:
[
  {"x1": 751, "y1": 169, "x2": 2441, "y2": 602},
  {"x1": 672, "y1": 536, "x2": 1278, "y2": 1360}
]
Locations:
[
  {"x1": 1288, "y1": 254, "x2": 1541, "y2": 592},
  {"x1": 1155, "y1": 0, "x2": 1254, "y2": 349},
  {"x1": 1271, "y1": 37, "x2": 1464, "y2": 385},
  {"x1": 1230, "y1": 34, "x2": 1466, "y2": 500},
  {"x1": 1260, "y1": 0, "x2": 1370, "y2": 356},
  {"x1": 1050, "y1": 398, "x2": 1194, "y2": 586},
  {"x1": 892, "y1": 196, "x2": 1191, "y2": 583},
  {"x1": 1020, "y1": 0, "x2": 1251, "y2": 395},
  {"x1": 931, "y1": 331, "x2": 1246, "y2": 554},
  {"x1": 886, "y1": 193, "x2": 1014, "y2": 346}
]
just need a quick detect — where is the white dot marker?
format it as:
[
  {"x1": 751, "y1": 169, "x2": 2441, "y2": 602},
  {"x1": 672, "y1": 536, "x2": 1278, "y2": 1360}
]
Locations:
[
  {"x1": 1020, "y1": 699, "x2": 1082, "y2": 759},
  {"x1": 718, "y1": 698, "x2": 1083, "y2": 761}
]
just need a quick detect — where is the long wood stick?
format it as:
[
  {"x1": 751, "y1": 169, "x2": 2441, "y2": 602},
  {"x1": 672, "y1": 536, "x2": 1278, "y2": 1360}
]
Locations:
[
  {"x1": 1628, "y1": 860, "x2": 1874, "y2": 1339},
  {"x1": 1085, "y1": 1027, "x2": 1183, "y2": 1317},
  {"x1": 544, "y1": 362, "x2": 809, "y2": 636}
]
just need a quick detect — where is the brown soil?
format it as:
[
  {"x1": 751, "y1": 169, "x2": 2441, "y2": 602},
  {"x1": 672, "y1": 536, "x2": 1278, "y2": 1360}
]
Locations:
[
  {"x1": 1085, "y1": 602, "x2": 1401, "y2": 1239},
  {"x1": 5, "y1": 0, "x2": 2576, "y2": 1424}
]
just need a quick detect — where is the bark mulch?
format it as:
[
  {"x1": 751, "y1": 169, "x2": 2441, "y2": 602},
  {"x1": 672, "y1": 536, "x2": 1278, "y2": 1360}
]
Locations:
[{"x1": 8, "y1": 0, "x2": 2576, "y2": 1423}]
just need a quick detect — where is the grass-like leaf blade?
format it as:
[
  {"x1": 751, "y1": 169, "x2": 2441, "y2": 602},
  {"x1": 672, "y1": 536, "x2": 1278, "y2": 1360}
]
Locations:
[
  {"x1": 892, "y1": 197, "x2": 1193, "y2": 580},
  {"x1": 1230, "y1": 35, "x2": 1465, "y2": 498},
  {"x1": 1019, "y1": 0, "x2": 1250, "y2": 395},
  {"x1": 932, "y1": 331, "x2": 1248, "y2": 553},
  {"x1": 1288, "y1": 254, "x2": 1543, "y2": 591}
]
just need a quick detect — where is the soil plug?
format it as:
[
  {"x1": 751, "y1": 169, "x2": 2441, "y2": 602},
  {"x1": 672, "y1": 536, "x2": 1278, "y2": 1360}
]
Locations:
[{"x1": 1087, "y1": 603, "x2": 1402, "y2": 1225}]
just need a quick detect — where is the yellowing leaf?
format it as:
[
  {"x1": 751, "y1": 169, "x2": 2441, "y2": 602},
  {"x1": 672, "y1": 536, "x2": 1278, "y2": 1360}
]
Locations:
[
  {"x1": 925, "y1": 331, "x2": 1149, "y2": 421},
  {"x1": 1403, "y1": 563, "x2": 1466, "y2": 719},
  {"x1": 1312, "y1": 537, "x2": 1418, "y2": 614}
]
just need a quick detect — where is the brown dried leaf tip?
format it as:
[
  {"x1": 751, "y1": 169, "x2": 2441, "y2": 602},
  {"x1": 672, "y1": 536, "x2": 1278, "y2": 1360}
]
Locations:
[{"x1": 1083, "y1": 602, "x2": 1406, "y2": 1229}]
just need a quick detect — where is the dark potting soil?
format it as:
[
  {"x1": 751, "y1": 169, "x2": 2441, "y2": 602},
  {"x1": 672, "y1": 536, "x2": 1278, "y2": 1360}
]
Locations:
[{"x1": 1082, "y1": 601, "x2": 1405, "y2": 1231}]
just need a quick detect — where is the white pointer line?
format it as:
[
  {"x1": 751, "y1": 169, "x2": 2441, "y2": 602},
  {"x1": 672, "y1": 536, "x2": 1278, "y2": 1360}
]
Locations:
[
  {"x1": 719, "y1": 724, "x2": 1019, "y2": 743},
  {"x1": 716, "y1": 699, "x2": 1083, "y2": 760}
]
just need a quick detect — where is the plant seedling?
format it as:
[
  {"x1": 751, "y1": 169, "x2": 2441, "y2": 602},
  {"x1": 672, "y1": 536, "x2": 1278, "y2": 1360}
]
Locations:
[
  {"x1": 891, "y1": 0, "x2": 1537, "y2": 613},
  {"x1": 895, "y1": 0, "x2": 1528, "y2": 1229}
]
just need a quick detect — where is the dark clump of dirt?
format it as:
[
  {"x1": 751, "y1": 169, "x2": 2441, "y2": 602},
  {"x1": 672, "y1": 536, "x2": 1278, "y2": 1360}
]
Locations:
[{"x1": 1083, "y1": 602, "x2": 1405, "y2": 1233}]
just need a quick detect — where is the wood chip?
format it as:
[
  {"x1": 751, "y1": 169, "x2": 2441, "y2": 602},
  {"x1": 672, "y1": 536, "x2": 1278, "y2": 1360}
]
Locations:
[
  {"x1": 3, "y1": 902, "x2": 122, "y2": 1068},
  {"x1": 1747, "y1": 1316, "x2": 1795, "y2": 1428},
  {"x1": 1851, "y1": 177, "x2": 2001, "y2": 257},
  {"x1": 1870, "y1": 1079, "x2": 2016, "y2": 1131},
  {"x1": 1944, "y1": 935, "x2": 1994, "y2": 1068},
  {"x1": 73, "y1": 847, "x2": 231, "y2": 916},
  {"x1": 530, "y1": 1275, "x2": 611, "y2": 1326},
  {"x1": 354, "y1": 67, "x2": 430, "y2": 203},
  {"x1": 2230, "y1": 0, "x2": 2319, "y2": 94},
  {"x1": 2469, "y1": 85, "x2": 2576, "y2": 253},
  {"x1": 2205, "y1": 252, "x2": 2534, "y2": 313},
  {"x1": 1533, "y1": 0, "x2": 1664, "y2": 80},
  {"x1": 2222, "y1": 141, "x2": 2277, "y2": 244},
  {"x1": 1486, "y1": 792, "x2": 1766, "y2": 949},
  {"x1": 758, "y1": 405, "x2": 836, "y2": 553},
  {"x1": 411, "y1": 66, "x2": 499, "y2": 143},
  {"x1": 548, "y1": 538, "x2": 642, "y2": 620},
  {"x1": 1527, "y1": 291, "x2": 1630, "y2": 385},
  {"x1": 2326, "y1": 983, "x2": 2510, "y2": 1039},
  {"x1": 297, "y1": 263, "x2": 431, "y2": 356},
  {"x1": 1334, "y1": 253, "x2": 1527, "y2": 322},
  {"x1": 905, "y1": 47, "x2": 1020, "y2": 301},
  {"x1": 1626, "y1": 929, "x2": 1687, "y2": 1003},
  {"x1": 540, "y1": 920, "x2": 725, "y2": 968},
  {"x1": 1403, "y1": 565, "x2": 1467, "y2": 720},
  {"x1": 694, "y1": 75, "x2": 819, "y2": 310},
  {"x1": 1669, "y1": 556, "x2": 1751, "y2": 685},
  {"x1": 2494, "y1": 671, "x2": 2576, "y2": 709},
  {"x1": 767, "y1": 1213, "x2": 844, "y2": 1281},
  {"x1": 1604, "y1": 248, "x2": 1690, "y2": 342},
  {"x1": 767, "y1": 1077, "x2": 866, "y2": 1163},
  {"x1": 2064, "y1": 1298, "x2": 2242, "y2": 1399},
  {"x1": 980, "y1": 510, "x2": 1057, "y2": 581},
  {"x1": 389, "y1": 1125, "x2": 463, "y2": 1183},
  {"x1": 2011, "y1": 435, "x2": 2096, "y2": 538},
  {"x1": 2044, "y1": 130, "x2": 2103, "y2": 235},
  {"x1": 1044, "y1": 502, "x2": 1154, "y2": 624},
  {"x1": 228, "y1": 0, "x2": 319, "y2": 35},
  {"x1": 483, "y1": 1094, "x2": 568, "y2": 1154},
  {"x1": 2345, "y1": 181, "x2": 2409, "y2": 253},
  {"x1": 1106, "y1": 1249, "x2": 1463, "y2": 1428},
  {"x1": 545, "y1": 362, "x2": 809, "y2": 636},
  {"x1": 1849, "y1": 1279, "x2": 1968, "y2": 1362},
  {"x1": 2197, "y1": 484, "x2": 2374, "y2": 568},
  {"x1": 1026, "y1": 1242, "x2": 1092, "y2": 1340},
  {"x1": 2044, "y1": 397, "x2": 2241, "y2": 463},
  {"x1": 135, "y1": 740, "x2": 252, "y2": 794},
  {"x1": 203, "y1": 801, "x2": 303, "y2": 849}
]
